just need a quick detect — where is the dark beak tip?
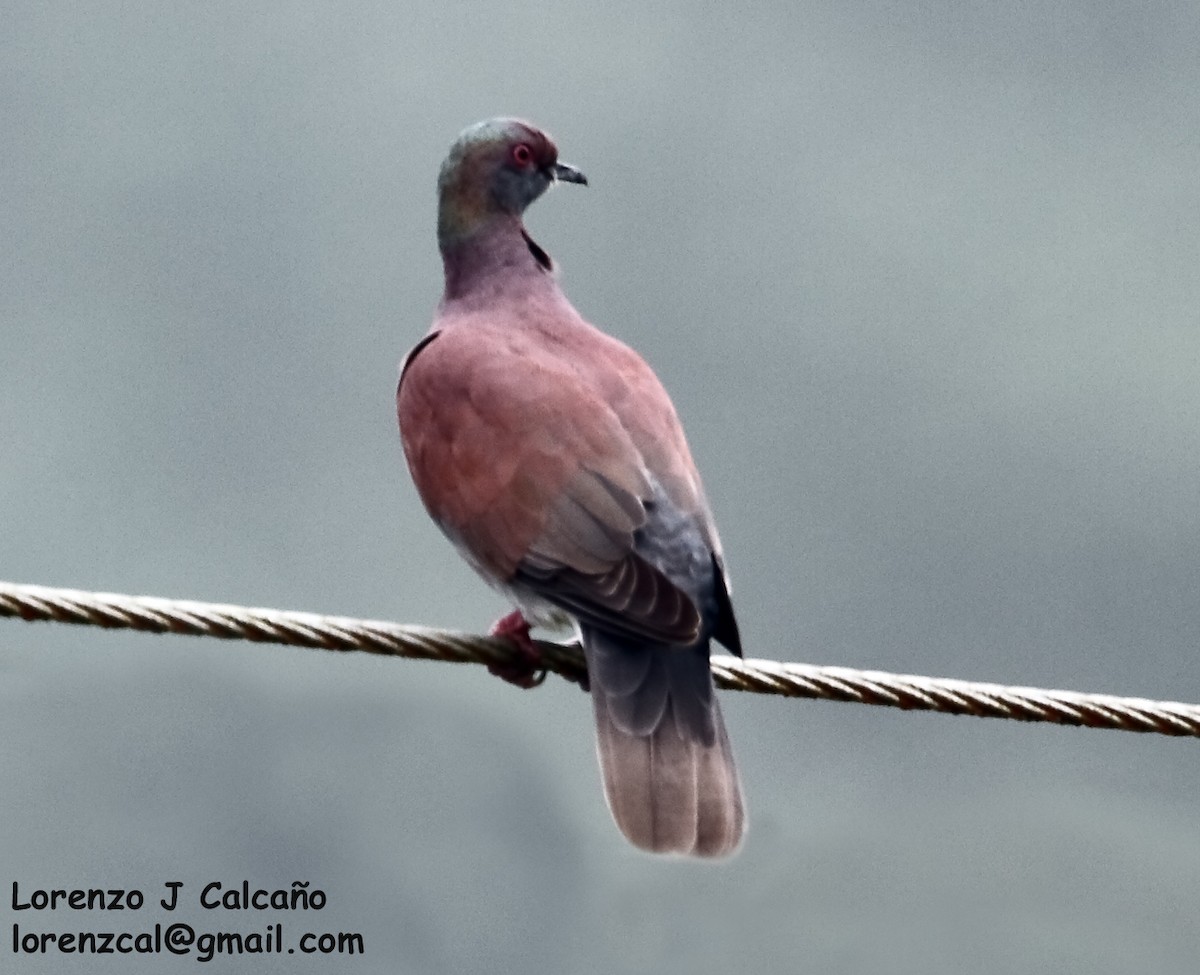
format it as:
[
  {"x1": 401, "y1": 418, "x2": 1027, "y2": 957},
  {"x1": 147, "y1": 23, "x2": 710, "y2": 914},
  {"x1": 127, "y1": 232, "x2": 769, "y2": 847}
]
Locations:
[{"x1": 553, "y1": 162, "x2": 588, "y2": 186}]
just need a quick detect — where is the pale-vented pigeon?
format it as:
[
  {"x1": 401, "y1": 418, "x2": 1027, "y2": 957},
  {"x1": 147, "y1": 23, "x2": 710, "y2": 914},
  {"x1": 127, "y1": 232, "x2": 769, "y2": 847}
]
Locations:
[{"x1": 397, "y1": 118, "x2": 745, "y2": 857}]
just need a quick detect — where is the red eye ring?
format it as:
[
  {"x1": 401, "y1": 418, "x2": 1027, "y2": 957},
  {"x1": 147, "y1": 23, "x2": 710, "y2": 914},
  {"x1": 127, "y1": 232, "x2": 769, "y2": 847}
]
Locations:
[{"x1": 511, "y1": 143, "x2": 534, "y2": 167}]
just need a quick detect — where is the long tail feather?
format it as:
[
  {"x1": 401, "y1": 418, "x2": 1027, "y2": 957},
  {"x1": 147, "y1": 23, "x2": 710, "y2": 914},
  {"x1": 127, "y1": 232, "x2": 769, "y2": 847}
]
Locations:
[{"x1": 583, "y1": 627, "x2": 744, "y2": 857}]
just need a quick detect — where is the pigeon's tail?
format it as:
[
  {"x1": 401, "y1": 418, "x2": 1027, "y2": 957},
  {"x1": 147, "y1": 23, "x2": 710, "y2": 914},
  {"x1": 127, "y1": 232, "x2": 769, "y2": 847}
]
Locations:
[{"x1": 581, "y1": 626, "x2": 744, "y2": 858}]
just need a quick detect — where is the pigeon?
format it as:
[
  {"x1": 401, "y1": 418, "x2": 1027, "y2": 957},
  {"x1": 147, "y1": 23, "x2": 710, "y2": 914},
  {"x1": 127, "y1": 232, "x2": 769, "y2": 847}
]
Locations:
[{"x1": 397, "y1": 118, "x2": 745, "y2": 857}]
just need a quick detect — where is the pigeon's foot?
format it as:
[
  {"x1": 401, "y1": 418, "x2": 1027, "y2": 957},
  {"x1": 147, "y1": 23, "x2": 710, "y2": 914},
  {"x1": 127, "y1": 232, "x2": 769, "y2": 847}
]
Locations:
[{"x1": 487, "y1": 611, "x2": 547, "y2": 689}]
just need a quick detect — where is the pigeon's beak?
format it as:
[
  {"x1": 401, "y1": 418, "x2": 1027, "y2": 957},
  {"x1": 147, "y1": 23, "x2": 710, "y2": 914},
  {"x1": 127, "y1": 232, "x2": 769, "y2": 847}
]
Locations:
[{"x1": 551, "y1": 161, "x2": 588, "y2": 186}]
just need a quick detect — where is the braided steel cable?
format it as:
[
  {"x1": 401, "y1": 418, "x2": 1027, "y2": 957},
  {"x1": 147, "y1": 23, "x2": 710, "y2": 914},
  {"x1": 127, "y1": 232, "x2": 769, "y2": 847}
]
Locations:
[{"x1": 2, "y1": 580, "x2": 1198, "y2": 738}]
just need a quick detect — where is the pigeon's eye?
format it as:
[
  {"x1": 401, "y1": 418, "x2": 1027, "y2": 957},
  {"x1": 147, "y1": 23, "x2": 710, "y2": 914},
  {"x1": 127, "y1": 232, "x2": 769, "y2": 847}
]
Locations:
[{"x1": 511, "y1": 144, "x2": 534, "y2": 167}]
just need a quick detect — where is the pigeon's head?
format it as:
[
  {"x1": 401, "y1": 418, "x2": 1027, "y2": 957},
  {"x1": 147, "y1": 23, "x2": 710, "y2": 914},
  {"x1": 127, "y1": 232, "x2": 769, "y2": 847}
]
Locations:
[{"x1": 437, "y1": 118, "x2": 587, "y2": 247}]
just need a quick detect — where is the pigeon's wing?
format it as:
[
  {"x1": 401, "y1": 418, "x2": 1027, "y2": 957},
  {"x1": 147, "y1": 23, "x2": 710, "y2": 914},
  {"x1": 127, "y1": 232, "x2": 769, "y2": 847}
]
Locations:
[{"x1": 398, "y1": 320, "x2": 722, "y2": 645}]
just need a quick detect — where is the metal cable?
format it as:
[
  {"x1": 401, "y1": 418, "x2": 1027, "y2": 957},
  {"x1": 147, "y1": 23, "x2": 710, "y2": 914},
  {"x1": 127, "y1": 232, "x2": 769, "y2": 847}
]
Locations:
[{"x1": 2, "y1": 580, "x2": 1198, "y2": 738}]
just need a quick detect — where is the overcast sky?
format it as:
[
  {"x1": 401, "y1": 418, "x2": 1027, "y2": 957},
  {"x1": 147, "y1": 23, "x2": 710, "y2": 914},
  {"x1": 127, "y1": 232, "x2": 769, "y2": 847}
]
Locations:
[{"x1": 3, "y1": 1, "x2": 1199, "y2": 972}]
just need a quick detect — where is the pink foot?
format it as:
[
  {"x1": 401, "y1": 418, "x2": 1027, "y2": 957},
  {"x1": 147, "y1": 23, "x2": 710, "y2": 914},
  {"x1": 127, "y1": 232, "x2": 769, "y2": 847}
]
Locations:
[{"x1": 487, "y1": 610, "x2": 546, "y2": 689}]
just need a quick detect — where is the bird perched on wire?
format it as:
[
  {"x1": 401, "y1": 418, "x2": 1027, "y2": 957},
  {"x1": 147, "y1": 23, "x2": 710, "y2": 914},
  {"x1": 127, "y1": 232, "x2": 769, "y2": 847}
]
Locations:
[{"x1": 397, "y1": 118, "x2": 745, "y2": 857}]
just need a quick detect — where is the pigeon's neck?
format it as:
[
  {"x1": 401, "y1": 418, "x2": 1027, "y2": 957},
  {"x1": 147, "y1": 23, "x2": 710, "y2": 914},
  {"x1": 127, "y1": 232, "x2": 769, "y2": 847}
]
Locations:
[{"x1": 439, "y1": 216, "x2": 557, "y2": 303}]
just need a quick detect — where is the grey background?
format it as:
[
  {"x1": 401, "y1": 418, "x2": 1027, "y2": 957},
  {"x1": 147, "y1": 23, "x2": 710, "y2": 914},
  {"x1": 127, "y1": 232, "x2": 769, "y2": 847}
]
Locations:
[{"x1": 2, "y1": 1, "x2": 1198, "y2": 972}]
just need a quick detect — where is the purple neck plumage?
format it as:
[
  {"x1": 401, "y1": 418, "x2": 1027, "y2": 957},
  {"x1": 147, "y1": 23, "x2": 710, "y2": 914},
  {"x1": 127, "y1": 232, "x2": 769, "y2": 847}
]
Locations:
[{"x1": 439, "y1": 216, "x2": 555, "y2": 303}]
